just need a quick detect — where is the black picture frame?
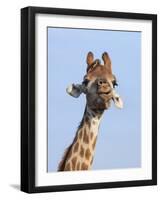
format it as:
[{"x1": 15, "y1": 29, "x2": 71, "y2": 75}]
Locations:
[{"x1": 21, "y1": 6, "x2": 157, "y2": 193}]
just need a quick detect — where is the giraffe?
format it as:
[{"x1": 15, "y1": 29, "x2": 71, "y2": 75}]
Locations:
[{"x1": 58, "y1": 52, "x2": 123, "y2": 171}]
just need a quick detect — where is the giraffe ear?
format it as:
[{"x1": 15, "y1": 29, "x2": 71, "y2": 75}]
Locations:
[
  {"x1": 112, "y1": 90, "x2": 123, "y2": 109},
  {"x1": 66, "y1": 84, "x2": 83, "y2": 98},
  {"x1": 113, "y1": 96, "x2": 123, "y2": 109}
]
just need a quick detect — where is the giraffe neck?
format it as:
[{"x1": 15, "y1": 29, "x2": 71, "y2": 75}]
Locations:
[
  {"x1": 58, "y1": 105, "x2": 104, "y2": 171},
  {"x1": 80, "y1": 105, "x2": 104, "y2": 137}
]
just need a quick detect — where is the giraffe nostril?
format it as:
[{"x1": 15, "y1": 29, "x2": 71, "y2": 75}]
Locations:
[{"x1": 98, "y1": 79, "x2": 108, "y2": 86}]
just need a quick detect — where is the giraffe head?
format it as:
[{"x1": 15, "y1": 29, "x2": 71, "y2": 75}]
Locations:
[{"x1": 67, "y1": 52, "x2": 123, "y2": 110}]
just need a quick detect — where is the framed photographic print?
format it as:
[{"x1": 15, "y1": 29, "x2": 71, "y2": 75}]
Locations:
[{"x1": 21, "y1": 6, "x2": 157, "y2": 193}]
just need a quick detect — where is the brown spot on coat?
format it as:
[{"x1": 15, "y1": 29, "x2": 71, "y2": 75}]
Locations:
[
  {"x1": 85, "y1": 116, "x2": 91, "y2": 129},
  {"x1": 92, "y1": 136, "x2": 97, "y2": 149},
  {"x1": 67, "y1": 149, "x2": 72, "y2": 159},
  {"x1": 90, "y1": 157, "x2": 94, "y2": 165},
  {"x1": 79, "y1": 131, "x2": 83, "y2": 139},
  {"x1": 64, "y1": 163, "x2": 71, "y2": 171},
  {"x1": 73, "y1": 142, "x2": 79, "y2": 153},
  {"x1": 71, "y1": 157, "x2": 77, "y2": 170},
  {"x1": 81, "y1": 162, "x2": 88, "y2": 170},
  {"x1": 85, "y1": 148, "x2": 91, "y2": 160},
  {"x1": 80, "y1": 145, "x2": 85, "y2": 157},
  {"x1": 83, "y1": 129, "x2": 89, "y2": 144},
  {"x1": 76, "y1": 162, "x2": 80, "y2": 170},
  {"x1": 90, "y1": 132, "x2": 94, "y2": 140},
  {"x1": 73, "y1": 134, "x2": 78, "y2": 143}
]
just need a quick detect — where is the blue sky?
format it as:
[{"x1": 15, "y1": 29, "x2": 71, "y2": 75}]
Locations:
[{"x1": 47, "y1": 27, "x2": 141, "y2": 172}]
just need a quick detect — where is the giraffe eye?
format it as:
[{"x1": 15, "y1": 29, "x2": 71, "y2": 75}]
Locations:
[
  {"x1": 112, "y1": 80, "x2": 118, "y2": 88},
  {"x1": 82, "y1": 79, "x2": 89, "y2": 86}
]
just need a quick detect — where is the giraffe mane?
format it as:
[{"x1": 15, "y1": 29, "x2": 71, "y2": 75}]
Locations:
[
  {"x1": 58, "y1": 124, "x2": 82, "y2": 171},
  {"x1": 58, "y1": 143, "x2": 73, "y2": 171}
]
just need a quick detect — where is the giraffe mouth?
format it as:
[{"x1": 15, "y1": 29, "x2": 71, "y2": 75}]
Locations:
[
  {"x1": 97, "y1": 90, "x2": 112, "y2": 96},
  {"x1": 98, "y1": 91, "x2": 113, "y2": 103},
  {"x1": 98, "y1": 91, "x2": 111, "y2": 95}
]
